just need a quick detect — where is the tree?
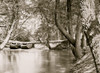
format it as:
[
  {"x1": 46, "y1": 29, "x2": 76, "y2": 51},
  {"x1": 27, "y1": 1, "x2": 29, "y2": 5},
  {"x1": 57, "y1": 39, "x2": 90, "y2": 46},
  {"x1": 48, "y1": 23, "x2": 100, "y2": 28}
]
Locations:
[
  {"x1": 67, "y1": 0, "x2": 74, "y2": 37},
  {"x1": 55, "y1": 0, "x2": 75, "y2": 46},
  {"x1": 0, "y1": 0, "x2": 19, "y2": 49},
  {"x1": 55, "y1": 0, "x2": 83, "y2": 59},
  {"x1": 54, "y1": 0, "x2": 100, "y2": 59},
  {"x1": 0, "y1": 20, "x2": 16, "y2": 49}
]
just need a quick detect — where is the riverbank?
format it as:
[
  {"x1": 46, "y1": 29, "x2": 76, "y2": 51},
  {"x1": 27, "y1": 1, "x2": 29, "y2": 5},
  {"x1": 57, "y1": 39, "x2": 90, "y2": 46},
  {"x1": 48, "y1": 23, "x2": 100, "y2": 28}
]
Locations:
[
  {"x1": 71, "y1": 35, "x2": 100, "y2": 73},
  {"x1": 71, "y1": 52, "x2": 99, "y2": 73}
]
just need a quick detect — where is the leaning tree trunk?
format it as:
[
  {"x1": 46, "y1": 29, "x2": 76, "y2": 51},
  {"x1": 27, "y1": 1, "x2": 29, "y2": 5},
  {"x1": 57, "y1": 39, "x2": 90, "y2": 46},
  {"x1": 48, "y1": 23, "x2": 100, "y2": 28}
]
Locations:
[
  {"x1": 0, "y1": 20, "x2": 16, "y2": 49},
  {"x1": 11, "y1": 0, "x2": 19, "y2": 38},
  {"x1": 0, "y1": 0, "x2": 19, "y2": 50}
]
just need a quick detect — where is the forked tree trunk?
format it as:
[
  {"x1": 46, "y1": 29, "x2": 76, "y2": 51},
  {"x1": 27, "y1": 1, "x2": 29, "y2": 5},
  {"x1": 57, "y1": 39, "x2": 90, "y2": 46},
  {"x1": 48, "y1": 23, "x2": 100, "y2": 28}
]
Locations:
[
  {"x1": 55, "y1": 0, "x2": 83, "y2": 59},
  {"x1": 67, "y1": 0, "x2": 79, "y2": 59},
  {"x1": 55, "y1": 0, "x2": 75, "y2": 46},
  {"x1": 67, "y1": 0, "x2": 83, "y2": 59}
]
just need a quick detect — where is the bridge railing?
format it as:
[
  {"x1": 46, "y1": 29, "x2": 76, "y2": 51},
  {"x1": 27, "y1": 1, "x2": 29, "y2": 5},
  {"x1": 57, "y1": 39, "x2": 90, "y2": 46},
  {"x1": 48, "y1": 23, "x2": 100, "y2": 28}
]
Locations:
[{"x1": 9, "y1": 40, "x2": 67, "y2": 44}]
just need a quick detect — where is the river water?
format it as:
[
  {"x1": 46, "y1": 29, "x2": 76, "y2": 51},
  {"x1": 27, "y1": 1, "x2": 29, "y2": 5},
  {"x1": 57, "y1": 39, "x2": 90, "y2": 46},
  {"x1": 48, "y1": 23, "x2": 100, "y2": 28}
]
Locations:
[{"x1": 0, "y1": 48, "x2": 74, "y2": 73}]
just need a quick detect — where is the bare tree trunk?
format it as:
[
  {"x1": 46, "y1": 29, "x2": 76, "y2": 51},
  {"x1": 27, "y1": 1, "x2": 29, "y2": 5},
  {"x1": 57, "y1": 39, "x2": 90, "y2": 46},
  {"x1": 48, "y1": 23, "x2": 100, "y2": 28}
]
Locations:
[
  {"x1": 67, "y1": 0, "x2": 79, "y2": 59},
  {"x1": 55, "y1": 0, "x2": 83, "y2": 59},
  {"x1": 67, "y1": 0, "x2": 74, "y2": 38},
  {"x1": 0, "y1": 0, "x2": 19, "y2": 50},
  {"x1": 11, "y1": 0, "x2": 19, "y2": 38},
  {"x1": 75, "y1": 20, "x2": 83, "y2": 59},
  {"x1": 74, "y1": 0, "x2": 84, "y2": 59},
  {"x1": 55, "y1": 0, "x2": 75, "y2": 46},
  {"x1": 55, "y1": 0, "x2": 84, "y2": 59},
  {"x1": 0, "y1": 20, "x2": 16, "y2": 49}
]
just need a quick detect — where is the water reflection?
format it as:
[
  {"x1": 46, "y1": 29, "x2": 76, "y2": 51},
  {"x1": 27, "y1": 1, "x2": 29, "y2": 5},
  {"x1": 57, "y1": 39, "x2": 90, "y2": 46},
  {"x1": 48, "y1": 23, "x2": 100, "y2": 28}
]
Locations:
[{"x1": 0, "y1": 49, "x2": 74, "y2": 73}]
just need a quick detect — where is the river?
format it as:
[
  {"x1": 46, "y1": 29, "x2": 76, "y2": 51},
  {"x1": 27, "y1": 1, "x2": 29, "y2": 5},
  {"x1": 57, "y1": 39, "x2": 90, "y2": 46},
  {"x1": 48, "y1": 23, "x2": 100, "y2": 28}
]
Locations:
[{"x1": 0, "y1": 48, "x2": 74, "y2": 73}]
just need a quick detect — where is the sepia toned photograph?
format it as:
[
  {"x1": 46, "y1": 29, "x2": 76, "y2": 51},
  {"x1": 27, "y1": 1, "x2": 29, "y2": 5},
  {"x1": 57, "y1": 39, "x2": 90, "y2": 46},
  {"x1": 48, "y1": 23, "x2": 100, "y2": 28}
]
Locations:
[{"x1": 0, "y1": 0, "x2": 100, "y2": 73}]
